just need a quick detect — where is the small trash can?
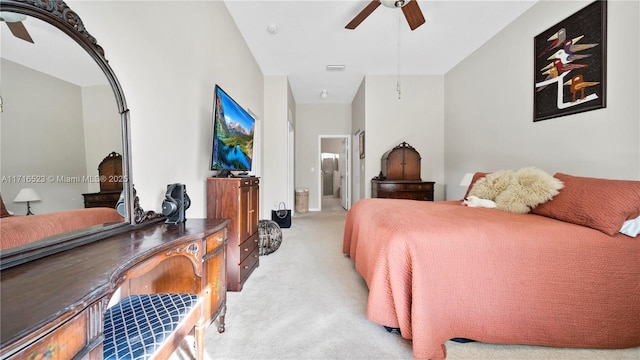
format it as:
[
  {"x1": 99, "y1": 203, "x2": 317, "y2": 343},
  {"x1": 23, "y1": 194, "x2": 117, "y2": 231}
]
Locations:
[{"x1": 295, "y1": 188, "x2": 309, "y2": 213}]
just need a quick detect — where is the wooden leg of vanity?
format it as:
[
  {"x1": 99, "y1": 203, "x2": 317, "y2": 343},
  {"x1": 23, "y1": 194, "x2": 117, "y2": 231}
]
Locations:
[
  {"x1": 195, "y1": 322, "x2": 205, "y2": 360},
  {"x1": 218, "y1": 304, "x2": 226, "y2": 333}
]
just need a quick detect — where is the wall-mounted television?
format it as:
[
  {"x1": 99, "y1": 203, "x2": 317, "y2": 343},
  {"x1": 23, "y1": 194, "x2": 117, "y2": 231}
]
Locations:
[{"x1": 210, "y1": 85, "x2": 255, "y2": 176}]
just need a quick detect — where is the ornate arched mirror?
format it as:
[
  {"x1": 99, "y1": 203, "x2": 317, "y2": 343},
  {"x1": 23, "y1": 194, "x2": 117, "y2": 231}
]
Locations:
[{"x1": 0, "y1": 0, "x2": 153, "y2": 268}]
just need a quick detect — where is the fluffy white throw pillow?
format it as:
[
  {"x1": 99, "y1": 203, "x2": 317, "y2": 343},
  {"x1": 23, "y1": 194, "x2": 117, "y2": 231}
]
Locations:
[{"x1": 468, "y1": 167, "x2": 564, "y2": 213}]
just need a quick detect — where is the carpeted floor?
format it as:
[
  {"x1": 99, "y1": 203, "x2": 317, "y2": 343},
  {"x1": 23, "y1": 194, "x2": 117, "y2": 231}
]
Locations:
[{"x1": 189, "y1": 198, "x2": 640, "y2": 360}]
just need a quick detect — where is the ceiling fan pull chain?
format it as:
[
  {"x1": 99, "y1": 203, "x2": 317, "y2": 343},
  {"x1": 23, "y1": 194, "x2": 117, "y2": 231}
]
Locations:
[{"x1": 397, "y1": 12, "x2": 402, "y2": 99}]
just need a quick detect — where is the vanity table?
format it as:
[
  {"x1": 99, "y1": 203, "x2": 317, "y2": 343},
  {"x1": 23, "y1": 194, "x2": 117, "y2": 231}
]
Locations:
[
  {"x1": 0, "y1": 219, "x2": 229, "y2": 359},
  {"x1": 0, "y1": 2, "x2": 229, "y2": 359}
]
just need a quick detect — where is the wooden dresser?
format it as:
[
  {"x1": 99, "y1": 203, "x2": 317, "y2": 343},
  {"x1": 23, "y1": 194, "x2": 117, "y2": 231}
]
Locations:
[
  {"x1": 372, "y1": 142, "x2": 435, "y2": 201},
  {"x1": 206, "y1": 177, "x2": 260, "y2": 292},
  {"x1": 372, "y1": 180, "x2": 435, "y2": 201},
  {"x1": 82, "y1": 152, "x2": 124, "y2": 209},
  {"x1": 82, "y1": 190, "x2": 121, "y2": 208},
  {"x1": 0, "y1": 219, "x2": 229, "y2": 359}
]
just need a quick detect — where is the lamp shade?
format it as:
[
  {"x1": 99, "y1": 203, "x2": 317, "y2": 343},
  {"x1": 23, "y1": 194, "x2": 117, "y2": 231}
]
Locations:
[
  {"x1": 459, "y1": 173, "x2": 476, "y2": 187},
  {"x1": 13, "y1": 188, "x2": 41, "y2": 203}
]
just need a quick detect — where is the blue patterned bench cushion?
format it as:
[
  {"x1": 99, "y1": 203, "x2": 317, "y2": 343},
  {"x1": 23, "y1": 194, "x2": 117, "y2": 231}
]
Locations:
[{"x1": 103, "y1": 293, "x2": 199, "y2": 360}]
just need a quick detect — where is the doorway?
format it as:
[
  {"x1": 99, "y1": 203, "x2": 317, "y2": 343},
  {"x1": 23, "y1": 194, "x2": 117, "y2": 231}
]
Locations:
[
  {"x1": 287, "y1": 110, "x2": 294, "y2": 216},
  {"x1": 318, "y1": 135, "x2": 350, "y2": 212}
]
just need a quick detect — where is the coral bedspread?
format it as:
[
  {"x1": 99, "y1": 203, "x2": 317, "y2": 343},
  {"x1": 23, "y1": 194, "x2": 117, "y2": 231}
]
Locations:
[
  {"x1": 1, "y1": 208, "x2": 124, "y2": 251},
  {"x1": 343, "y1": 198, "x2": 640, "y2": 359}
]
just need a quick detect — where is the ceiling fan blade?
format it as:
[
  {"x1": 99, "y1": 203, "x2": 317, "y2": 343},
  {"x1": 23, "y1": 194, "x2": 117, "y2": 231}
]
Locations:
[
  {"x1": 345, "y1": 1, "x2": 381, "y2": 30},
  {"x1": 402, "y1": 0, "x2": 426, "y2": 31},
  {"x1": 6, "y1": 21, "x2": 33, "y2": 43}
]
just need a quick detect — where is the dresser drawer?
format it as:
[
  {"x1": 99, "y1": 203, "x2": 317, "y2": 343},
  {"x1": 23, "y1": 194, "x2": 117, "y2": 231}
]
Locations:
[
  {"x1": 377, "y1": 183, "x2": 404, "y2": 191},
  {"x1": 239, "y1": 178, "x2": 260, "y2": 187},
  {"x1": 372, "y1": 180, "x2": 435, "y2": 201},
  {"x1": 82, "y1": 191, "x2": 121, "y2": 208},
  {"x1": 239, "y1": 243, "x2": 259, "y2": 285},
  {"x1": 405, "y1": 183, "x2": 433, "y2": 191},
  {"x1": 205, "y1": 230, "x2": 225, "y2": 255},
  {"x1": 239, "y1": 232, "x2": 259, "y2": 263},
  {"x1": 376, "y1": 182, "x2": 433, "y2": 191},
  {"x1": 10, "y1": 309, "x2": 88, "y2": 359},
  {"x1": 390, "y1": 191, "x2": 433, "y2": 201}
]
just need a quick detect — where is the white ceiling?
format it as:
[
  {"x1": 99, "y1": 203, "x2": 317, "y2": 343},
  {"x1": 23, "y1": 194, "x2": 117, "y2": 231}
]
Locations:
[
  {"x1": 2, "y1": 1, "x2": 538, "y2": 103},
  {"x1": 224, "y1": 0, "x2": 538, "y2": 103},
  {"x1": 1, "y1": 13, "x2": 106, "y2": 87}
]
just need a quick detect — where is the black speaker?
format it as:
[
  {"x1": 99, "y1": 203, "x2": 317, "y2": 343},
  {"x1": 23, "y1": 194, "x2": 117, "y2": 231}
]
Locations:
[{"x1": 162, "y1": 183, "x2": 190, "y2": 224}]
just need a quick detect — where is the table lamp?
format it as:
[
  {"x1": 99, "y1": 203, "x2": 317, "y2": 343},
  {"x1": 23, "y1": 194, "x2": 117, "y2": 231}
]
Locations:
[{"x1": 13, "y1": 188, "x2": 41, "y2": 215}]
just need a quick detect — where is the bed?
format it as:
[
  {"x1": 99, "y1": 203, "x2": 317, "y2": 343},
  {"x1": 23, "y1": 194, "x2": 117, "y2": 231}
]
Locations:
[
  {"x1": 343, "y1": 171, "x2": 640, "y2": 359},
  {"x1": 0, "y1": 202, "x2": 124, "y2": 251}
]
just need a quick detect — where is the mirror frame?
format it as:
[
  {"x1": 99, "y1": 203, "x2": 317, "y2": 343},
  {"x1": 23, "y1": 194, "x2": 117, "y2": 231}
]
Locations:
[{"x1": 0, "y1": 0, "x2": 149, "y2": 269}]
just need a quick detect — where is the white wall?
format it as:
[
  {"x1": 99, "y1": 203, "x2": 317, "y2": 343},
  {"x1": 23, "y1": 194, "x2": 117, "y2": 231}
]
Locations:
[
  {"x1": 262, "y1": 75, "x2": 294, "y2": 218},
  {"x1": 295, "y1": 103, "x2": 351, "y2": 210},
  {"x1": 363, "y1": 75, "x2": 446, "y2": 200},
  {"x1": 351, "y1": 79, "x2": 366, "y2": 203},
  {"x1": 0, "y1": 59, "x2": 89, "y2": 213},
  {"x1": 445, "y1": 0, "x2": 640, "y2": 200},
  {"x1": 82, "y1": 85, "x2": 123, "y2": 193},
  {"x1": 69, "y1": 1, "x2": 264, "y2": 217},
  {"x1": 62, "y1": 0, "x2": 638, "y2": 216}
]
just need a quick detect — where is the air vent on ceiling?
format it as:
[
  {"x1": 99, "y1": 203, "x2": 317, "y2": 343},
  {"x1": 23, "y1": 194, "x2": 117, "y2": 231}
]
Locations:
[{"x1": 326, "y1": 65, "x2": 345, "y2": 71}]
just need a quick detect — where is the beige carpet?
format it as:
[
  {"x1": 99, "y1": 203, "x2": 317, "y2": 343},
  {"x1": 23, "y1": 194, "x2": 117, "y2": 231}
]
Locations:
[{"x1": 196, "y1": 199, "x2": 640, "y2": 360}]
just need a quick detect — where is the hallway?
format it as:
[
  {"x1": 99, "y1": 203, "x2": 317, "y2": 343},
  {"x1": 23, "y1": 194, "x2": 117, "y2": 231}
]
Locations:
[{"x1": 321, "y1": 195, "x2": 346, "y2": 212}]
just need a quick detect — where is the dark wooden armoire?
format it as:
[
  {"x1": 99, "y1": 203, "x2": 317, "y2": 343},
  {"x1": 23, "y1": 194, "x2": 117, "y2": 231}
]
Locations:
[{"x1": 371, "y1": 142, "x2": 435, "y2": 201}]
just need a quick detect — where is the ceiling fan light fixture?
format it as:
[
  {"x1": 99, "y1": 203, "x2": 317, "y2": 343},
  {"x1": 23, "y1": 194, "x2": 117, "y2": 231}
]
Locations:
[
  {"x1": 0, "y1": 12, "x2": 27, "y2": 23},
  {"x1": 0, "y1": 11, "x2": 27, "y2": 22},
  {"x1": 346, "y1": 0, "x2": 424, "y2": 30},
  {"x1": 380, "y1": 0, "x2": 407, "y2": 9}
]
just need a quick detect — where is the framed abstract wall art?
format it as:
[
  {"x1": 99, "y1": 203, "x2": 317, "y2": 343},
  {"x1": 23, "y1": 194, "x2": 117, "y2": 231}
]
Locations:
[{"x1": 533, "y1": 0, "x2": 607, "y2": 122}]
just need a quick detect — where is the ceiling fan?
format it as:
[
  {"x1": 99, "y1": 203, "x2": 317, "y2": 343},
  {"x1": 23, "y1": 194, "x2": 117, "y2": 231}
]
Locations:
[
  {"x1": 346, "y1": 0, "x2": 426, "y2": 31},
  {"x1": 0, "y1": 12, "x2": 34, "y2": 43}
]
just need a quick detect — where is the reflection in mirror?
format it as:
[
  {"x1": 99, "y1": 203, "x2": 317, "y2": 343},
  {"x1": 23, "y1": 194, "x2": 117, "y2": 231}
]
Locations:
[
  {"x1": 1, "y1": 13, "x2": 122, "y2": 215},
  {"x1": 0, "y1": 0, "x2": 148, "y2": 268}
]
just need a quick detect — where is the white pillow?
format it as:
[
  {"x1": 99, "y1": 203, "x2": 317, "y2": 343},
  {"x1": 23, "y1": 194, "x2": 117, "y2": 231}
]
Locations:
[{"x1": 620, "y1": 215, "x2": 640, "y2": 237}]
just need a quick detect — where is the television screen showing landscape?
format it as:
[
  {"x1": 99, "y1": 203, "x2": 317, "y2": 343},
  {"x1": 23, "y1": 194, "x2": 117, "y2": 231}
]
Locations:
[{"x1": 211, "y1": 86, "x2": 255, "y2": 171}]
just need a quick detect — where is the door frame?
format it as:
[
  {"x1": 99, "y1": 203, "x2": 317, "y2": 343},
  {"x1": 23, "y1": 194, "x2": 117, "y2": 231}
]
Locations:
[
  {"x1": 352, "y1": 130, "x2": 361, "y2": 204},
  {"x1": 287, "y1": 110, "x2": 295, "y2": 216},
  {"x1": 317, "y1": 135, "x2": 350, "y2": 211}
]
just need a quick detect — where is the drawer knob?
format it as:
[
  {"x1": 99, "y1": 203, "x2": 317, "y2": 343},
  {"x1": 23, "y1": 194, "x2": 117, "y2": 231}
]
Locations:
[
  {"x1": 244, "y1": 248, "x2": 249, "y2": 252},
  {"x1": 243, "y1": 265, "x2": 249, "y2": 269}
]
